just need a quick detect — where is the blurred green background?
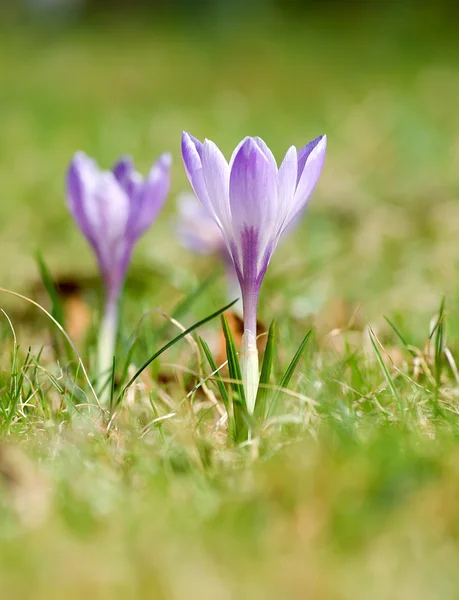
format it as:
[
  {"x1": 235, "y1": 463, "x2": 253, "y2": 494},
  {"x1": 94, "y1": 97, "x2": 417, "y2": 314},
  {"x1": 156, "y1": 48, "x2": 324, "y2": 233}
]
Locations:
[
  {"x1": 1, "y1": 4, "x2": 459, "y2": 599},
  {"x1": 1, "y1": 0, "x2": 459, "y2": 334}
]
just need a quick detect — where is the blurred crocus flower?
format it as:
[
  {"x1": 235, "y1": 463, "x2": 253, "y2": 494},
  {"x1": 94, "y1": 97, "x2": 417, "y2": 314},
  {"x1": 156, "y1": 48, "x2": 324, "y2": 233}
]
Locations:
[
  {"x1": 176, "y1": 193, "x2": 242, "y2": 313},
  {"x1": 182, "y1": 132, "x2": 326, "y2": 413},
  {"x1": 67, "y1": 151, "x2": 171, "y2": 398},
  {"x1": 176, "y1": 192, "x2": 228, "y2": 257}
]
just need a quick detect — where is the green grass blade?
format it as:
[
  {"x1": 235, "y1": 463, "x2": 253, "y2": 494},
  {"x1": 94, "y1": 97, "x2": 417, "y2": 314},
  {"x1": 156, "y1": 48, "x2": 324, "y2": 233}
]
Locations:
[
  {"x1": 115, "y1": 299, "x2": 237, "y2": 408},
  {"x1": 220, "y1": 315, "x2": 245, "y2": 405},
  {"x1": 36, "y1": 252, "x2": 64, "y2": 326},
  {"x1": 148, "y1": 271, "x2": 222, "y2": 348},
  {"x1": 254, "y1": 320, "x2": 275, "y2": 420},
  {"x1": 368, "y1": 324, "x2": 403, "y2": 412},
  {"x1": 109, "y1": 356, "x2": 116, "y2": 412},
  {"x1": 199, "y1": 337, "x2": 229, "y2": 410},
  {"x1": 384, "y1": 316, "x2": 417, "y2": 357},
  {"x1": 119, "y1": 338, "x2": 138, "y2": 389},
  {"x1": 171, "y1": 271, "x2": 221, "y2": 323},
  {"x1": 221, "y1": 314, "x2": 248, "y2": 441},
  {"x1": 431, "y1": 297, "x2": 446, "y2": 389},
  {"x1": 267, "y1": 329, "x2": 312, "y2": 418}
]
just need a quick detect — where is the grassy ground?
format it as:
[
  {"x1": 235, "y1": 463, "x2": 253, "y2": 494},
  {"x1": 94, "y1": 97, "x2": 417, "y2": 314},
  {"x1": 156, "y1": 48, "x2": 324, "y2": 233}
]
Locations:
[{"x1": 1, "y1": 13, "x2": 459, "y2": 598}]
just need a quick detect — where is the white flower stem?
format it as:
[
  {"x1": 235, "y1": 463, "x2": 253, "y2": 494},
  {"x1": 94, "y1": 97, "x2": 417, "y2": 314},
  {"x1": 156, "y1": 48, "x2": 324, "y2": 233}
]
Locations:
[
  {"x1": 241, "y1": 329, "x2": 259, "y2": 414},
  {"x1": 97, "y1": 294, "x2": 118, "y2": 405}
]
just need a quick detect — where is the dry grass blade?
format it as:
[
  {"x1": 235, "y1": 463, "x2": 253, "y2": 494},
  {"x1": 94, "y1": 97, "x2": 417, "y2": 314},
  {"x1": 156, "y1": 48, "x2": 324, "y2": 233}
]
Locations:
[{"x1": 0, "y1": 287, "x2": 102, "y2": 411}]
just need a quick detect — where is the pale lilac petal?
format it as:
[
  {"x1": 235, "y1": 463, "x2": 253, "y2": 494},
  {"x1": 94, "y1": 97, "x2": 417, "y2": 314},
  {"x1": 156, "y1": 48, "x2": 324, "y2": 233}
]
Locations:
[
  {"x1": 229, "y1": 138, "x2": 278, "y2": 229},
  {"x1": 67, "y1": 149, "x2": 171, "y2": 298},
  {"x1": 229, "y1": 137, "x2": 278, "y2": 271},
  {"x1": 277, "y1": 145, "x2": 298, "y2": 225},
  {"x1": 286, "y1": 135, "x2": 327, "y2": 228},
  {"x1": 202, "y1": 139, "x2": 231, "y2": 231},
  {"x1": 253, "y1": 136, "x2": 278, "y2": 173},
  {"x1": 296, "y1": 135, "x2": 325, "y2": 184},
  {"x1": 128, "y1": 153, "x2": 171, "y2": 239},
  {"x1": 112, "y1": 156, "x2": 134, "y2": 184},
  {"x1": 229, "y1": 136, "x2": 250, "y2": 169},
  {"x1": 67, "y1": 153, "x2": 130, "y2": 289},
  {"x1": 92, "y1": 173, "x2": 130, "y2": 246},
  {"x1": 112, "y1": 155, "x2": 144, "y2": 199},
  {"x1": 66, "y1": 152, "x2": 99, "y2": 247},
  {"x1": 181, "y1": 132, "x2": 216, "y2": 221},
  {"x1": 176, "y1": 193, "x2": 226, "y2": 255}
]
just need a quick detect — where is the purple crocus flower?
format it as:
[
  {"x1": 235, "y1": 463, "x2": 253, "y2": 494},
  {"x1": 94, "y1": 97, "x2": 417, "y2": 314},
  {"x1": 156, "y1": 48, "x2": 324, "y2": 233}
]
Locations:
[
  {"x1": 67, "y1": 151, "x2": 171, "y2": 396},
  {"x1": 181, "y1": 132, "x2": 326, "y2": 413}
]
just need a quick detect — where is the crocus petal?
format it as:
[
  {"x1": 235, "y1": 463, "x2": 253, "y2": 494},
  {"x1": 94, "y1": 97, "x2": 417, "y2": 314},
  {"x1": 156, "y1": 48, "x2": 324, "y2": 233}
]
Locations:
[
  {"x1": 253, "y1": 136, "x2": 278, "y2": 173},
  {"x1": 113, "y1": 155, "x2": 145, "y2": 200},
  {"x1": 277, "y1": 145, "x2": 298, "y2": 228},
  {"x1": 113, "y1": 156, "x2": 134, "y2": 184},
  {"x1": 229, "y1": 136, "x2": 250, "y2": 169},
  {"x1": 296, "y1": 135, "x2": 325, "y2": 184},
  {"x1": 229, "y1": 137, "x2": 278, "y2": 271},
  {"x1": 181, "y1": 132, "x2": 218, "y2": 223},
  {"x1": 92, "y1": 172, "x2": 131, "y2": 246},
  {"x1": 286, "y1": 135, "x2": 327, "y2": 227},
  {"x1": 66, "y1": 152, "x2": 99, "y2": 248},
  {"x1": 176, "y1": 193, "x2": 227, "y2": 256},
  {"x1": 128, "y1": 153, "x2": 171, "y2": 239},
  {"x1": 202, "y1": 139, "x2": 231, "y2": 232}
]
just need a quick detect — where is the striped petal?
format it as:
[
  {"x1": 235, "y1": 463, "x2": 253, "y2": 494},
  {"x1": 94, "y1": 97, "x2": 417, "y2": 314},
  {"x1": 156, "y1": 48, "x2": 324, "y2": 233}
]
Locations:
[
  {"x1": 287, "y1": 134, "x2": 327, "y2": 226},
  {"x1": 201, "y1": 139, "x2": 231, "y2": 232},
  {"x1": 229, "y1": 137, "x2": 278, "y2": 272},
  {"x1": 181, "y1": 132, "x2": 216, "y2": 223}
]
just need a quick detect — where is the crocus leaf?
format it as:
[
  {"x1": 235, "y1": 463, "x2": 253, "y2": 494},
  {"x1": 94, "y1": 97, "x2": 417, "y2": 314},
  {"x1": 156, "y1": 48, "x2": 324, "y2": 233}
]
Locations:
[
  {"x1": 36, "y1": 252, "x2": 65, "y2": 326},
  {"x1": 221, "y1": 314, "x2": 249, "y2": 441},
  {"x1": 199, "y1": 336, "x2": 230, "y2": 411},
  {"x1": 431, "y1": 296, "x2": 446, "y2": 390},
  {"x1": 368, "y1": 324, "x2": 403, "y2": 412},
  {"x1": 254, "y1": 320, "x2": 276, "y2": 421},
  {"x1": 384, "y1": 316, "x2": 417, "y2": 357},
  {"x1": 115, "y1": 299, "x2": 237, "y2": 409},
  {"x1": 267, "y1": 329, "x2": 312, "y2": 418}
]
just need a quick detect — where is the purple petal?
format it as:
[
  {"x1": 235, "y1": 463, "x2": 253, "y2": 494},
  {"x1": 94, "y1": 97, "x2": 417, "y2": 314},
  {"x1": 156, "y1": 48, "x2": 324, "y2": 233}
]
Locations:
[
  {"x1": 91, "y1": 172, "x2": 131, "y2": 245},
  {"x1": 229, "y1": 137, "x2": 278, "y2": 273},
  {"x1": 252, "y1": 137, "x2": 278, "y2": 172},
  {"x1": 112, "y1": 155, "x2": 144, "y2": 199},
  {"x1": 229, "y1": 137, "x2": 278, "y2": 230},
  {"x1": 296, "y1": 135, "x2": 325, "y2": 184},
  {"x1": 128, "y1": 153, "x2": 171, "y2": 239},
  {"x1": 66, "y1": 152, "x2": 100, "y2": 248},
  {"x1": 229, "y1": 136, "x2": 250, "y2": 169},
  {"x1": 181, "y1": 131, "x2": 216, "y2": 221},
  {"x1": 277, "y1": 145, "x2": 298, "y2": 222},
  {"x1": 112, "y1": 155, "x2": 134, "y2": 184},
  {"x1": 176, "y1": 193, "x2": 226, "y2": 256},
  {"x1": 67, "y1": 152, "x2": 132, "y2": 291},
  {"x1": 228, "y1": 136, "x2": 278, "y2": 173},
  {"x1": 202, "y1": 139, "x2": 231, "y2": 230},
  {"x1": 287, "y1": 134, "x2": 326, "y2": 227}
]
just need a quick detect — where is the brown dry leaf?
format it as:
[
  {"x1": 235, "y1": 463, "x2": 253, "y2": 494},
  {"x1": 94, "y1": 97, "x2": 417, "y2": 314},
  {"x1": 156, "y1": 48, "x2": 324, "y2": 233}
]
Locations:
[
  {"x1": 63, "y1": 294, "x2": 92, "y2": 343},
  {"x1": 216, "y1": 311, "x2": 267, "y2": 367}
]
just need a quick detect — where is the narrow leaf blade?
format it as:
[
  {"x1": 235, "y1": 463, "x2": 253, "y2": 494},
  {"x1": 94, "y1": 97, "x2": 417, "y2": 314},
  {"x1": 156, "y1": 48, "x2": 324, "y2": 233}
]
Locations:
[
  {"x1": 268, "y1": 329, "x2": 312, "y2": 418},
  {"x1": 116, "y1": 299, "x2": 237, "y2": 407},
  {"x1": 199, "y1": 336, "x2": 230, "y2": 410},
  {"x1": 221, "y1": 314, "x2": 249, "y2": 441},
  {"x1": 254, "y1": 320, "x2": 275, "y2": 420}
]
